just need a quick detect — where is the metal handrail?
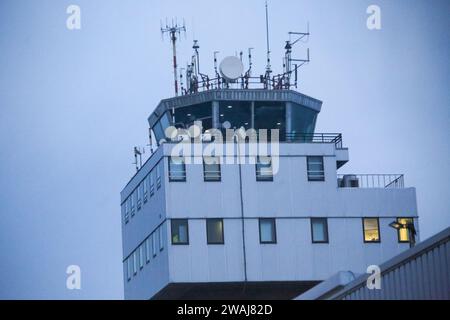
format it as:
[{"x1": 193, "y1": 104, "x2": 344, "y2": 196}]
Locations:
[{"x1": 337, "y1": 174, "x2": 404, "y2": 189}]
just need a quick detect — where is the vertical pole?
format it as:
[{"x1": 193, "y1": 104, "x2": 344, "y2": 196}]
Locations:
[
  {"x1": 212, "y1": 101, "x2": 220, "y2": 129},
  {"x1": 286, "y1": 101, "x2": 292, "y2": 141},
  {"x1": 171, "y1": 30, "x2": 178, "y2": 97}
]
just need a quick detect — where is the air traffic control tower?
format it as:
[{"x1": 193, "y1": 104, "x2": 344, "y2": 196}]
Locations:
[{"x1": 120, "y1": 23, "x2": 418, "y2": 300}]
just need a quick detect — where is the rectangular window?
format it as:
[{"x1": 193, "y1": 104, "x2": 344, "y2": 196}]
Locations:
[
  {"x1": 259, "y1": 218, "x2": 277, "y2": 244},
  {"x1": 171, "y1": 219, "x2": 189, "y2": 245},
  {"x1": 145, "y1": 238, "x2": 151, "y2": 263},
  {"x1": 130, "y1": 192, "x2": 136, "y2": 216},
  {"x1": 133, "y1": 251, "x2": 138, "y2": 275},
  {"x1": 311, "y1": 218, "x2": 329, "y2": 243},
  {"x1": 307, "y1": 156, "x2": 325, "y2": 181},
  {"x1": 256, "y1": 156, "x2": 273, "y2": 181},
  {"x1": 203, "y1": 157, "x2": 221, "y2": 181},
  {"x1": 137, "y1": 184, "x2": 142, "y2": 210},
  {"x1": 143, "y1": 176, "x2": 148, "y2": 203},
  {"x1": 152, "y1": 233, "x2": 157, "y2": 257},
  {"x1": 139, "y1": 244, "x2": 144, "y2": 269},
  {"x1": 124, "y1": 202, "x2": 129, "y2": 224},
  {"x1": 127, "y1": 258, "x2": 132, "y2": 281},
  {"x1": 397, "y1": 217, "x2": 413, "y2": 243},
  {"x1": 156, "y1": 163, "x2": 162, "y2": 188},
  {"x1": 363, "y1": 218, "x2": 380, "y2": 243},
  {"x1": 150, "y1": 172, "x2": 155, "y2": 196},
  {"x1": 206, "y1": 219, "x2": 224, "y2": 244},
  {"x1": 169, "y1": 156, "x2": 186, "y2": 182},
  {"x1": 159, "y1": 226, "x2": 164, "y2": 251}
]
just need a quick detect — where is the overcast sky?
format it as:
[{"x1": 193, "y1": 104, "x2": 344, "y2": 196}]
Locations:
[{"x1": 0, "y1": 0, "x2": 449, "y2": 299}]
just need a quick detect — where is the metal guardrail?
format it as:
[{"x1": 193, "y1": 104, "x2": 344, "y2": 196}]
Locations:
[
  {"x1": 337, "y1": 174, "x2": 404, "y2": 189},
  {"x1": 167, "y1": 132, "x2": 343, "y2": 148}
]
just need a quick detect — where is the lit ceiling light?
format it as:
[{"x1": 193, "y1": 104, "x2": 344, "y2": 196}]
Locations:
[
  {"x1": 227, "y1": 105, "x2": 233, "y2": 109},
  {"x1": 187, "y1": 113, "x2": 192, "y2": 117},
  {"x1": 277, "y1": 122, "x2": 281, "y2": 126},
  {"x1": 220, "y1": 114, "x2": 224, "y2": 117}
]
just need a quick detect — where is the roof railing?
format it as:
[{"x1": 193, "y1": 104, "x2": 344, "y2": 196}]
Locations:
[{"x1": 337, "y1": 174, "x2": 404, "y2": 189}]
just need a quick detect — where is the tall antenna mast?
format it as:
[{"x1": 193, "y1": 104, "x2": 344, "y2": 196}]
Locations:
[
  {"x1": 265, "y1": 0, "x2": 272, "y2": 75},
  {"x1": 161, "y1": 19, "x2": 186, "y2": 97}
]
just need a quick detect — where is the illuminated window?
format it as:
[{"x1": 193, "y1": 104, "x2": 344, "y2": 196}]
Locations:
[
  {"x1": 363, "y1": 218, "x2": 380, "y2": 243},
  {"x1": 397, "y1": 217, "x2": 413, "y2": 242},
  {"x1": 259, "y1": 218, "x2": 277, "y2": 244},
  {"x1": 256, "y1": 156, "x2": 273, "y2": 181},
  {"x1": 307, "y1": 156, "x2": 325, "y2": 181},
  {"x1": 203, "y1": 157, "x2": 221, "y2": 181},
  {"x1": 169, "y1": 156, "x2": 186, "y2": 182},
  {"x1": 206, "y1": 219, "x2": 224, "y2": 244},
  {"x1": 311, "y1": 218, "x2": 329, "y2": 243},
  {"x1": 171, "y1": 219, "x2": 189, "y2": 245}
]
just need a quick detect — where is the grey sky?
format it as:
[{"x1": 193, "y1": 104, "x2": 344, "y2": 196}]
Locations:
[{"x1": 0, "y1": 0, "x2": 448, "y2": 299}]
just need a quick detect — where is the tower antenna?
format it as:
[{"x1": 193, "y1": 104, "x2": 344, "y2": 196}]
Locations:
[
  {"x1": 161, "y1": 19, "x2": 186, "y2": 97},
  {"x1": 265, "y1": 0, "x2": 272, "y2": 76}
]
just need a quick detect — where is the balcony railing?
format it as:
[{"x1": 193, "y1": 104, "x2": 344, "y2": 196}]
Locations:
[
  {"x1": 167, "y1": 132, "x2": 343, "y2": 149},
  {"x1": 337, "y1": 174, "x2": 404, "y2": 189}
]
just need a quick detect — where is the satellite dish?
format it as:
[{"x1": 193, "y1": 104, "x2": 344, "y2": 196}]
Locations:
[{"x1": 219, "y1": 56, "x2": 244, "y2": 82}]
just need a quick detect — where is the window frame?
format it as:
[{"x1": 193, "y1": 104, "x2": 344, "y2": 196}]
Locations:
[
  {"x1": 310, "y1": 218, "x2": 329, "y2": 243},
  {"x1": 152, "y1": 233, "x2": 157, "y2": 257},
  {"x1": 307, "y1": 156, "x2": 325, "y2": 182},
  {"x1": 255, "y1": 156, "x2": 273, "y2": 182},
  {"x1": 362, "y1": 217, "x2": 381, "y2": 243},
  {"x1": 168, "y1": 156, "x2": 186, "y2": 182},
  {"x1": 171, "y1": 219, "x2": 189, "y2": 245},
  {"x1": 206, "y1": 218, "x2": 225, "y2": 245},
  {"x1": 203, "y1": 156, "x2": 221, "y2": 182},
  {"x1": 259, "y1": 218, "x2": 277, "y2": 244},
  {"x1": 143, "y1": 176, "x2": 148, "y2": 203}
]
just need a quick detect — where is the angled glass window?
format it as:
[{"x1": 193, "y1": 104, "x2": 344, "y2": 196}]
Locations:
[
  {"x1": 203, "y1": 156, "x2": 221, "y2": 181},
  {"x1": 259, "y1": 218, "x2": 277, "y2": 243},
  {"x1": 143, "y1": 176, "x2": 148, "y2": 203},
  {"x1": 159, "y1": 226, "x2": 164, "y2": 251},
  {"x1": 397, "y1": 217, "x2": 413, "y2": 243},
  {"x1": 127, "y1": 258, "x2": 132, "y2": 281},
  {"x1": 171, "y1": 219, "x2": 189, "y2": 245},
  {"x1": 363, "y1": 218, "x2": 380, "y2": 242},
  {"x1": 133, "y1": 251, "x2": 138, "y2": 275},
  {"x1": 152, "y1": 233, "x2": 157, "y2": 257},
  {"x1": 145, "y1": 238, "x2": 151, "y2": 263},
  {"x1": 130, "y1": 191, "x2": 136, "y2": 216},
  {"x1": 139, "y1": 244, "x2": 144, "y2": 269},
  {"x1": 311, "y1": 218, "x2": 329, "y2": 243},
  {"x1": 137, "y1": 183, "x2": 142, "y2": 210},
  {"x1": 256, "y1": 156, "x2": 273, "y2": 181},
  {"x1": 206, "y1": 219, "x2": 224, "y2": 244},
  {"x1": 156, "y1": 163, "x2": 162, "y2": 188},
  {"x1": 307, "y1": 156, "x2": 325, "y2": 181},
  {"x1": 150, "y1": 171, "x2": 155, "y2": 196},
  {"x1": 123, "y1": 201, "x2": 129, "y2": 224},
  {"x1": 169, "y1": 156, "x2": 186, "y2": 182}
]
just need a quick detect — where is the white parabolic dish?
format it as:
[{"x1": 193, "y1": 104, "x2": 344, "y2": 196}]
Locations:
[{"x1": 219, "y1": 56, "x2": 244, "y2": 81}]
